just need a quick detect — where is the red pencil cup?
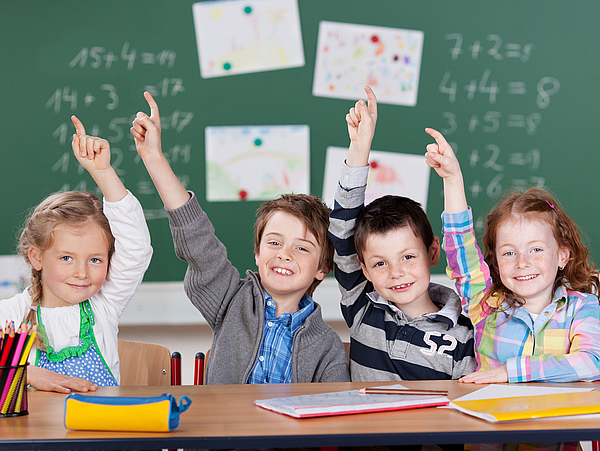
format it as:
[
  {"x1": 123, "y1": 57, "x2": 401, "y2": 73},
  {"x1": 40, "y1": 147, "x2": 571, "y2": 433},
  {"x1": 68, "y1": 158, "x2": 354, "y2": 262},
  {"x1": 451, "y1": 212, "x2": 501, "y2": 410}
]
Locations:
[{"x1": 0, "y1": 363, "x2": 29, "y2": 417}]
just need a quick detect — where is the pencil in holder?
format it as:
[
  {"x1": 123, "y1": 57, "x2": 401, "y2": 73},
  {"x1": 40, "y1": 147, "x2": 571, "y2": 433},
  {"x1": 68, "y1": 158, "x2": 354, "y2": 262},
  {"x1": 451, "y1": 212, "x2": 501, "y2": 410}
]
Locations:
[{"x1": 0, "y1": 363, "x2": 29, "y2": 417}]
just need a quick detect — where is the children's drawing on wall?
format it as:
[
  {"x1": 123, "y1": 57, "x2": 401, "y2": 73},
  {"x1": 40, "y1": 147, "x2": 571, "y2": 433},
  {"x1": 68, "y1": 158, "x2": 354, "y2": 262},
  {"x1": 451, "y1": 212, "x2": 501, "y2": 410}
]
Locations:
[
  {"x1": 192, "y1": 0, "x2": 305, "y2": 78},
  {"x1": 322, "y1": 146, "x2": 430, "y2": 209},
  {"x1": 0, "y1": 255, "x2": 29, "y2": 299},
  {"x1": 313, "y1": 21, "x2": 424, "y2": 106},
  {"x1": 205, "y1": 125, "x2": 310, "y2": 202}
]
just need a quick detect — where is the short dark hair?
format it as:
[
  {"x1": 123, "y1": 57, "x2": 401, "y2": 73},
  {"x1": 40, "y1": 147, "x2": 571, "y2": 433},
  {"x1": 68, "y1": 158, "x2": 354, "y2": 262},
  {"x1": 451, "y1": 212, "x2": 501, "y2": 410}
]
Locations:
[
  {"x1": 254, "y1": 193, "x2": 334, "y2": 296},
  {"x1": 354, "y1": 195, "x2": 434, "y2": 263}
]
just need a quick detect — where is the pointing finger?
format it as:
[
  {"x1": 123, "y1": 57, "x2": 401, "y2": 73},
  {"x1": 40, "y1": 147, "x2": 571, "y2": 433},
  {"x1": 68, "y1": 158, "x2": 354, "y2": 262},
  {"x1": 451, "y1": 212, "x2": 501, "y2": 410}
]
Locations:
[
  {"x1": 71, "y1": 115, "x2": 86, "y2": 137},
  {"x1": 143, "y1": 91, "x2": 159, "y2": 118},
  {"x1": 364, "y1": 86, "x2": 378, "y2": 118},
  {"x1": 425, "y1": 127, "x2": 450, "y2": 150}
]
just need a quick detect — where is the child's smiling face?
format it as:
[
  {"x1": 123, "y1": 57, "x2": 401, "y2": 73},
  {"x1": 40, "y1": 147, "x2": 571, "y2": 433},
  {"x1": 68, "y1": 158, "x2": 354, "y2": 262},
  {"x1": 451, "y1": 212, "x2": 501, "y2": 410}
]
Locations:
[
  {"x1": 255, "y1": 211, "x2": 327, "y2": 307},
  {"x1": 28, "y1": 221, "x2": 110, "y2": 308},
  {"x1": 359, "y1": 225, "x2": 440, "y2": 318},
  {"x1": 495, "y1": 215, "x2": 570, "y2": 313}
]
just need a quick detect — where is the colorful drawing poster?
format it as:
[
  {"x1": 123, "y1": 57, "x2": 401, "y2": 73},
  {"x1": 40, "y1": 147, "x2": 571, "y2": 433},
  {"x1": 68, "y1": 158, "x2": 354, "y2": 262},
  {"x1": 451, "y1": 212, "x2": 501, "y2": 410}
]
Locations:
[
  {"x1": 313, "y1": 21, "x2": 424, "y2": 106},
  {"x1": 322, "y1": 146, "x2": 430, "y2": 209},
  {"x1": 206, "y1": 125, "x2": 310, "y2": 202},
  {"x1": 192, "y1": 0, "x2": 305, "y2": 78}
]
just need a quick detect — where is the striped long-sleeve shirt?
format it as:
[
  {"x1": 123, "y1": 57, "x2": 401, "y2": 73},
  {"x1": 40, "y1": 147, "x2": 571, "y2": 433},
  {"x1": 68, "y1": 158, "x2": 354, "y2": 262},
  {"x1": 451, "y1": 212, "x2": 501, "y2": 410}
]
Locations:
[
  {"x1": 442, "y1": 208, "x2": 600, "y2": 383},
  {"x1": 328, "y1": 164, "x2": 476, "y2": 381}
]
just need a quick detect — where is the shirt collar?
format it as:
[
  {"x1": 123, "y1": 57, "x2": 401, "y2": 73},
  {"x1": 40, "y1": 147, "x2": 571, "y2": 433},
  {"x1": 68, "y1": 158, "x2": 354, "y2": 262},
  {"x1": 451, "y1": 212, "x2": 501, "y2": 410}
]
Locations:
[{"x1": 264, "y1": 292, "x2": 314, "y2": 333}]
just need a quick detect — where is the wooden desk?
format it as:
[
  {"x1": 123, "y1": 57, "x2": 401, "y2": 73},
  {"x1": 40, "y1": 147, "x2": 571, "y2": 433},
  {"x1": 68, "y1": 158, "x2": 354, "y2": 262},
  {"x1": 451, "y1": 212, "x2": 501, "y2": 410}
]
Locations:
[{"x1": 1, "y1": 381, "x2": 599, "y2": 450}]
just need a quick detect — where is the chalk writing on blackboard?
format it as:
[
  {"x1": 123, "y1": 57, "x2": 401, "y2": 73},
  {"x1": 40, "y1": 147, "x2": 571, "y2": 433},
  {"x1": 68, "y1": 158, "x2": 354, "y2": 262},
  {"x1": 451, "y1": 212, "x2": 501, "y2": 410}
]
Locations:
[
  {"x1": 435, "y1": 33, "x2": 561, "y2": 232},
  {"x1": 44, "y1": 43, "x2": 193, "y2": 221}
]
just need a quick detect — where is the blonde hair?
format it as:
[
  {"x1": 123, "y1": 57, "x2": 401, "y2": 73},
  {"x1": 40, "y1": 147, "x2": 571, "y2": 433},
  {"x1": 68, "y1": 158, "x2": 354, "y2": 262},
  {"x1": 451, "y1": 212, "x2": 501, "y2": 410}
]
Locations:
[
  {"x1": 482, "y1": 187, "x2": 599, "y2": 309},
  {"x1": 254, "y1": 193, "x2": 333, "y2": 297},
  {"x1": 18, "y1": 191, "x2": 115, "y2": 349}
]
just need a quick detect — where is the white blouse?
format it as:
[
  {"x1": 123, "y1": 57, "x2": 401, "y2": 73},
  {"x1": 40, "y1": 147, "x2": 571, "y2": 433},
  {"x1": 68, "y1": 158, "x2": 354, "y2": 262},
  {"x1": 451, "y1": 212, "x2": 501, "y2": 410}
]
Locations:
[{"x1": 0, "y1": 191, "x2": 152, "y2": 383}]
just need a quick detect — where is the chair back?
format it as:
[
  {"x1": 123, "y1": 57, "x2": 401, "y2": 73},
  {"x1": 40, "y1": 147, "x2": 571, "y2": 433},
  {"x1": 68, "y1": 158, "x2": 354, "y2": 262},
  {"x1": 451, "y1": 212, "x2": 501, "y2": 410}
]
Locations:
[{"x1": 118, "y1": 340, "x2": 171, "y2": 386}]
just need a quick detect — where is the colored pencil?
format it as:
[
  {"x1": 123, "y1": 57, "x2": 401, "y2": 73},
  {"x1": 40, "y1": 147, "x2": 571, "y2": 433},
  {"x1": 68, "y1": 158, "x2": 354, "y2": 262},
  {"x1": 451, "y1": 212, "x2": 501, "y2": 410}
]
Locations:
[{"x1": 359, "y1": 387, "x2": 449, "y2": 396}]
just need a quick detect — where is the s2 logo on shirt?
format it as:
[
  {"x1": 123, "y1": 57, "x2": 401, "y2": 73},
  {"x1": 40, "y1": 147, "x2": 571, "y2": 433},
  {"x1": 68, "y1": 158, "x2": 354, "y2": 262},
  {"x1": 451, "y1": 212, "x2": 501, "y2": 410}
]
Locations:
[{"x1": 421, "y1": 331, "x2": 457, "y2": 357}]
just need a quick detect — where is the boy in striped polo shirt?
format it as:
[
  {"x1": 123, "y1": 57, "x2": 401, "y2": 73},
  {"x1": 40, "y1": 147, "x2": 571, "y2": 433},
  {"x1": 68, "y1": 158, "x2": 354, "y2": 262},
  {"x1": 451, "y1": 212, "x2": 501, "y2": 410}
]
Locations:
[{"x1": 328, "y1": 86, "x2": 475, "y2": 381}]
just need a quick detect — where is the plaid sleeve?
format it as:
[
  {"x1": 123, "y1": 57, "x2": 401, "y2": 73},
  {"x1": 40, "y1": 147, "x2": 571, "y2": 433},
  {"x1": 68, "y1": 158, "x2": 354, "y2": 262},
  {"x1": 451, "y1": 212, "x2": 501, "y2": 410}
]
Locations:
[
  {"x1": 507, "y1": 293, "x2": 600, "y2": 382},
  {"x1": 441, "y1": 208, "x2": 492, "y2": 326}
]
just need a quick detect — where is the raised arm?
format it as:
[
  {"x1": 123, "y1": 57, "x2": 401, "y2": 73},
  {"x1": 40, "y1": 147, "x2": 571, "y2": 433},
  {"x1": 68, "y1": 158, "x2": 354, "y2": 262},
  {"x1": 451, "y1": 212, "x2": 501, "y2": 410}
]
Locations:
[
  {"x1": 130, "y1": 92, "x2": 190, "y2": 210},
  {"x1": 71, "y1": 116, "x2": 127, "y2": 202},
  {"x1": 424, "y1": 127, "x2": 467, "y2": 214},
  {"x1": 329, "y1": 87, "x2": 377, "y2": 327}
]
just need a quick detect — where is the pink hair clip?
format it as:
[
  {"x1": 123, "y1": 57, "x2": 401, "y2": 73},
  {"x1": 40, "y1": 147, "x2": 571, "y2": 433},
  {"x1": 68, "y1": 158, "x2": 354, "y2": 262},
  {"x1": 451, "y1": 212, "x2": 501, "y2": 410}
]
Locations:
[{"x1": 546, "y1": 200, "x2": 554, "y2": 209}]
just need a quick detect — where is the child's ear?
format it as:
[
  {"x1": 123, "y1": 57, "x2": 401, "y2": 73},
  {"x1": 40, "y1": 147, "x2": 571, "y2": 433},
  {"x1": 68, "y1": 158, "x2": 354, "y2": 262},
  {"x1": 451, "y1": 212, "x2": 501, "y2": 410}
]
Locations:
[
  {"x1": 429, "y1": 236, "x2": 441, "y2": 267},
  {"x1": 359, "y1": 259, "x2": 372, "y2": 282},
  {"x1": 315, "y1": 266, "x2": 329, "y2": 281},
  {"x1": 28, "y1": 246, "x2": 43, "y2": 271},
  {"x1": 255, "y1": 253, "x2": 260, "y2": 267},
  {"x1": 558, "y1": 246, "x2": 571, "y2": 270}
]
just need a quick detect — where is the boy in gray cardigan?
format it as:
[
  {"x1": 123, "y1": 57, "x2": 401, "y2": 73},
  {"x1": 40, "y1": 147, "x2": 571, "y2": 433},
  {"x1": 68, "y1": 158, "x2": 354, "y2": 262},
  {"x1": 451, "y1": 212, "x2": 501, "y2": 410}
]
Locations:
[
  {"x1": 131, "y1": 92, "x2": 349, "y2": 384},
  {"x1": 329, "y1": 87, "x2": 475, "y2": 381}
]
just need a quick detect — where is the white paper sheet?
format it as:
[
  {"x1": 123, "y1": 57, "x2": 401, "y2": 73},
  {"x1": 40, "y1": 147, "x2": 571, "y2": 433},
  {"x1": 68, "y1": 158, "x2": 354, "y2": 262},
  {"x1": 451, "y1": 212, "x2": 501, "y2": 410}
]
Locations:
[
  {"x1": 205, "y1": 125, "x2": 310, "y2": 202},
  {"x1": 322, "y1": 146, "x2": 430, "y2": 209},
  {"x1": 193, "y1": 0, "x2": 305, "y2": 78},
  {"x1": 313, "y1": 21, "x2": 424, "y2": 106}
]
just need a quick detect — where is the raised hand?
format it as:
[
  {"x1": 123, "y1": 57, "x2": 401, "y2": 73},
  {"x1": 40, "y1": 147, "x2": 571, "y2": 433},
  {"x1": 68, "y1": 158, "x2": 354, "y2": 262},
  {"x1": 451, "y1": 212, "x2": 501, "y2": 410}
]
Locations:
[
  {"x1": 424, "y1": 127, "x2": 461, "y2": 180},
  {"x1": 346, "y1": 86, "x2": 377, "y2": 167},
  {"x1": 71, "y1": 116, "x2": 111, "y2": 173},
  {"x1": 425, "y1": 127, "x2": 467, "y2": 213},
  {"x1": 130, "y1": 91, "x2": 163, "y2": 161},
  {"x1": 71, "y1": 115, "x2": 126, "y2": 201},
  {"x1": 131, "y1": 92, "x2": 190, "y2": 210}
]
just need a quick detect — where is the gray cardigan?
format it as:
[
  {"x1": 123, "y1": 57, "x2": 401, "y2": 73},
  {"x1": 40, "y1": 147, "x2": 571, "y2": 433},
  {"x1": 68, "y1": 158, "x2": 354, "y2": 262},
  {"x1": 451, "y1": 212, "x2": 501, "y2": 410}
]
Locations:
[{"x1": 166, "y1": 193, "x2": 350, "y2": 384}]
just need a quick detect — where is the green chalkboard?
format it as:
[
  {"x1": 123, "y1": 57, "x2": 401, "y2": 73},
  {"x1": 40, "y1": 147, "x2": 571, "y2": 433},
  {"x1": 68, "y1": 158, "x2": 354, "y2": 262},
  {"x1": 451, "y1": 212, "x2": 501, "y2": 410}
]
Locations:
[{"x1": 1, "y1": 0, "x2": 599, "y2": 282}]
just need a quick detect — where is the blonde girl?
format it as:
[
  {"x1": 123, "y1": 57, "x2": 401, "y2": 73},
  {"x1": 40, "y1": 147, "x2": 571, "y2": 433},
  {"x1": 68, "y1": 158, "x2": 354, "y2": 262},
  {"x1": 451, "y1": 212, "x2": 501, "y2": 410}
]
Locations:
[{"x1": 0, "y1": 117, "x2": 152, "y2": 393}]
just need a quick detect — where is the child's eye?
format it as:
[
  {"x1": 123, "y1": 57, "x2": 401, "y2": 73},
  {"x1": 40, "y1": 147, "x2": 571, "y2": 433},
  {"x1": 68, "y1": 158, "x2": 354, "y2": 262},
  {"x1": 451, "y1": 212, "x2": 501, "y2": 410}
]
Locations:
[
  {"x1": 403, "y1": 254, "x2": 415, "y2": 261},
  {"x1": 373, "y1": 261, "x2": 386, "y2": 268},
  {"x1": 267, "y1": 241, "x2": 280, "y2": 246},
  {"x1": 60, "y1": 256, "x2": 72, "y2": 262},
  {"x1": 502, "y1": 251, "x2": 515, "y2": 257},
  {"x1": 531, "y1": 248, "x2": 543, "y2": 253},
  {"x1": 90, "y1": 257, "x2": 103, "y2": 264},
  {"x1": 296, "y1": 246, "x2": 309, "y2": 252}
]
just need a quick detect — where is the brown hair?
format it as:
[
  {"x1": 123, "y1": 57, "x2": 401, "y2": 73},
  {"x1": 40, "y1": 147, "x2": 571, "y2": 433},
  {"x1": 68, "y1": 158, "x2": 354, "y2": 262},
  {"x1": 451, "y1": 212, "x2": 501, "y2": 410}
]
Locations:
[
  {"x1": 354, "y1": 195, "x2": 435, "y2": 264},
  {"x1": 254, "y1": 193, "x2": 334, "y2": 297},
  {"x1": 482, "y1": 187, "x2": 599, "y2": 308},
  {"x1": 18, "y1": 191, "x2": 115, "y2": 349}
]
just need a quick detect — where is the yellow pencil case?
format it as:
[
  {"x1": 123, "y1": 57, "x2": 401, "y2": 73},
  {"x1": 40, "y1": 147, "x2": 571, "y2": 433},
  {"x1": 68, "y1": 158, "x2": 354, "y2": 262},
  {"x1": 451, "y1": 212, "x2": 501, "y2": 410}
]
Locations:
[{"x1": 64, "y1": 393, "x2": 192, "y2": 432}]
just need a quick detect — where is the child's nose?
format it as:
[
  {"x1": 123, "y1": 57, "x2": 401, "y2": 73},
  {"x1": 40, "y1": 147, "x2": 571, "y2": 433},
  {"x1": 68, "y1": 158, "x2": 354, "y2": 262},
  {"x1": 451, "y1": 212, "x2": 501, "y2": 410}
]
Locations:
[
  {"x1": 73, "y1": 262, "x2": 88, "y2": 278},
  {"x1": 390, "y1": 263, "x2": 405, "y2": 277},
  {"x1": 516, "y1": 254, "x2": 530, "y2": 268},
  {"x1": 277, "y1": 247, "x2": 292, "y2": 262}
]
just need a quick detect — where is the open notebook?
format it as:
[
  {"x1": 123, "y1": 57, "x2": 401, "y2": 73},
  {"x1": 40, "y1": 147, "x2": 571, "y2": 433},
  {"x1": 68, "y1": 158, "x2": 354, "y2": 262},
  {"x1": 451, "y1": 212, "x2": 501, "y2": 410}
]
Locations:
[{"x1": 254, "y1": 384, "x2": 448, "y2": 418}]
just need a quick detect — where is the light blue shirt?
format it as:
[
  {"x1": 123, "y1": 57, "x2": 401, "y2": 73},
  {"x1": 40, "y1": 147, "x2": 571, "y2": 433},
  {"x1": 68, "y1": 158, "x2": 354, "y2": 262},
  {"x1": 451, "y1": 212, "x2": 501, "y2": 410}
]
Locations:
[{"x1": 247, "y1": 292, "x2": 314, "y2": 384}]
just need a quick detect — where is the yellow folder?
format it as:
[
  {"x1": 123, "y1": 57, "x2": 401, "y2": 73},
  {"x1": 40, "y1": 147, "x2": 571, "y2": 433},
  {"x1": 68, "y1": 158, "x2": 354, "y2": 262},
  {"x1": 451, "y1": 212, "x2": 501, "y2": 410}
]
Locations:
[{"x1": 451, "y1": 390, "x2": 600, "y2": 423}]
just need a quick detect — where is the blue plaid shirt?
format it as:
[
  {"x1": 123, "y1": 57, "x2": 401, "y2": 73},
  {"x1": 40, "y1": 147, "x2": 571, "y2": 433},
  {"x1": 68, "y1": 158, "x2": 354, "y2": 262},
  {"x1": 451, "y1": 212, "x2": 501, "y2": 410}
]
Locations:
[{"x1": 247, "y1": 293, "x2": 314, "y2": 384}]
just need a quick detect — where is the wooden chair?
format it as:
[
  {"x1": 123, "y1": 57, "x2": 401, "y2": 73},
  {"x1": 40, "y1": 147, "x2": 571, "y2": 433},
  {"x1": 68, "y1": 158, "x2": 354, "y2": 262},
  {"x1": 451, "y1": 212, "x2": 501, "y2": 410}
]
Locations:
[{"x1": 118, "y1": 340, "x2": 172, "y2": 386}]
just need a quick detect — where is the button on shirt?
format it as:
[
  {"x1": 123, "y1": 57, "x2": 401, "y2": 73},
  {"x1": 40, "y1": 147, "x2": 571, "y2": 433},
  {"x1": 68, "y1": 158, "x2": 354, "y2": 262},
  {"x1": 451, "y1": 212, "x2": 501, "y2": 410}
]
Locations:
[{"x1": 247, "y1": 293, "x2": 314, "y2": 384}]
